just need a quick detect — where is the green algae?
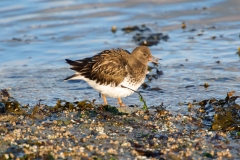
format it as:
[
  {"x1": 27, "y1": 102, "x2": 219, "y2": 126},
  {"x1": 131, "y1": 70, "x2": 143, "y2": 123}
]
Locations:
[
  {"x1": 101, "y1": 105, "x2": 123, "y2": 115},
  {"x1": 202, "y1": 152, "x2": 214, "y2": 158},
  {"x1": 139, "y1": 93, "x2": 148, "y2": 112},
  {"x1": 121, "y1": 85, "x2": 149, "y2": 112}
]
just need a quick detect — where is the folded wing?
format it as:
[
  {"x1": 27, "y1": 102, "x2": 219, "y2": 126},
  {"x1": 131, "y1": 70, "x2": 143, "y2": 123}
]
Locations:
[{"x1": 65, "y1": 49, "x2": 129, "y2": 87}]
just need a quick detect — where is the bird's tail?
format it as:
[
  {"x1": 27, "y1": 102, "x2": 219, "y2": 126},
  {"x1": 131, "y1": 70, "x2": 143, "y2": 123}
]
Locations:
[
  {"x1": 64, "y1": 74, "x2": 78, "y2": 81},
  {"x1": 65, "y1": 59, "x2": 85, "y2": 81}
]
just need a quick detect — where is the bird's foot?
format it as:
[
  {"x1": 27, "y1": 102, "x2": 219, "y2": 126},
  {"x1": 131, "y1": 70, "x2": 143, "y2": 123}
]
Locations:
[
  {"x1": 119, "y1": 102, "x2": 127, "y2": 107},
  {"x1": 118, "y1": 97, "x2": 128, "y2": 107}
]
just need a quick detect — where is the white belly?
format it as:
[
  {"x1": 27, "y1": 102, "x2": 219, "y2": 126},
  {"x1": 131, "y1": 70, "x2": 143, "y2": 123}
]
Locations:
[{"x1": 72, "y1": 75, "x2": 144, "y2": 98}]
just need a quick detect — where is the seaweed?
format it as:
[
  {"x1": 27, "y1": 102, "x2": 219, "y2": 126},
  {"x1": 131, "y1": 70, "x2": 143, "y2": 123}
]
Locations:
[
  {"x1": 197, "y1": 91, "x2": 240, "y2": 131},
  {"x1": 0, "y1": 89, "x2": 10, "y2": 101},
  {"x1": 3, "y1": 100, "x2": 25, "y2": 115},
  {"x1": 121, "y1": 24, "x2": 169, "y2": 46},
  {"x1": 121, "y1": 85, "x2": 148, "y2": 112},
  {"x1": 237, "y1": 47, "x2": 240, "y2": 57},
  {"x1": 202, "y1": 152, "x2": 214, "y2": 158},
  {"x1": 99, "y1": 105, "x2": 126, "y2": 115},
  {"x1": 122, "y1": 24, "x2": 150, "y2": 33}
]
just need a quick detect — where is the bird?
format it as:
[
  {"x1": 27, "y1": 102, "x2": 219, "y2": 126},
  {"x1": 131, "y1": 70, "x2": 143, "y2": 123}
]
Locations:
[{"x1": 65, "y1": 46, "x2": 158, "y2": 107}]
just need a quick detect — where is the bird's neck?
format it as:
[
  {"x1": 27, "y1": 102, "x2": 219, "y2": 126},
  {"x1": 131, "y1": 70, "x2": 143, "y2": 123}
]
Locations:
[{"x1": 128, "y1": 58, "x2": 148, "y2": 75}]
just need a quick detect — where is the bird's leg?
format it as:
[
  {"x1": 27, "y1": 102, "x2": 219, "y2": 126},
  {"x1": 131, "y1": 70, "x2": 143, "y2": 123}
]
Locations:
[
  {"x1": 102, "y1": 94, "x2": 108, "y2": 105},
  {"x1": 118, "y1": 97, "x2": 126, "y2": 107}
]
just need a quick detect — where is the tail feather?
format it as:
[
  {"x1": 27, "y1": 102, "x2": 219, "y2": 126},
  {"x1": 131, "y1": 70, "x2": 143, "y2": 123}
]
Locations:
[
  {"x1": 65, "y1": 58, "x2": 90, "y2": 71},
  {"x1": 64, "y1": 74, "x2": 78, "y2": 81},
  {"x1": 65, "y1": 58, "x2": 89, "y2": 81},
  {"x1": 65, "y1": 59, "x2": 80, "y2": 66}
]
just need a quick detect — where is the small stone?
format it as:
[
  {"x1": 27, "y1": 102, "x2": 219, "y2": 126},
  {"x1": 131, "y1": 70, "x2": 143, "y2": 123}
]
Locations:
[
  {"x1": 86, "y1": 145, "x2": 94, "y2": 151},
  {"x1": 96, "y1": 133, "x2": 109, "y2": 139},
  {"x1": 4, "y1": 154, "x2": 9, "y2": 159},
  {"x1": 107, "y1": 148, "x2": 117, "y2": 155},
  {"x1": 111, "y1": 26, "x2": 117, "y2": 33},
  {"x1": 143, "y1": 115, "x2": 149, "y2": 120},
  {"x1": 204, "y1": 82, "x2": 209, "y2": 88},
  {"x1": 95, "y1": 126, "x2": 104, "y2": 133},
  {"x1": 182, "y1": 22, "x2": 186, "y2": 29},
  {"x1": 121, "y1": 141, "x2": 131, "y2": 147}
]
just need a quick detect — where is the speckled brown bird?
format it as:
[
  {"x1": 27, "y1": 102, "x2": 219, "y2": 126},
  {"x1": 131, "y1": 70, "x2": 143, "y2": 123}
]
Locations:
[{"x1": 65, "y1": 46, "x2": 158, "y2": 107}]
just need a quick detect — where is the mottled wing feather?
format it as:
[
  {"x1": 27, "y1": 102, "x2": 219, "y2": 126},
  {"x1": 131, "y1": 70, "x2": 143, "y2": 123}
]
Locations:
[{"x1": 66, "y1": 49, "x2": 129, "y2": 86}]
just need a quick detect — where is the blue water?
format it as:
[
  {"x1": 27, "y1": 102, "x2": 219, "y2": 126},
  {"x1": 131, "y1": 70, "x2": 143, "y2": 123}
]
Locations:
[{"x1": 0, "y1": 0, "x2": 239, "y2": 108}]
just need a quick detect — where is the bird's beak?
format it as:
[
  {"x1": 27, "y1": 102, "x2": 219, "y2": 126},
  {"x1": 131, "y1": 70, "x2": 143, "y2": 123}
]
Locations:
[{"x1": 149, "y1": 56, "x2": 160, "y2": 64}]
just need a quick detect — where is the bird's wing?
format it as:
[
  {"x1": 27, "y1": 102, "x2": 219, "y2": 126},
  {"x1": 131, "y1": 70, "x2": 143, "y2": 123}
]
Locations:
[{"x1": 66, "y1": 49, "x2": 129, "y2": 86}]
